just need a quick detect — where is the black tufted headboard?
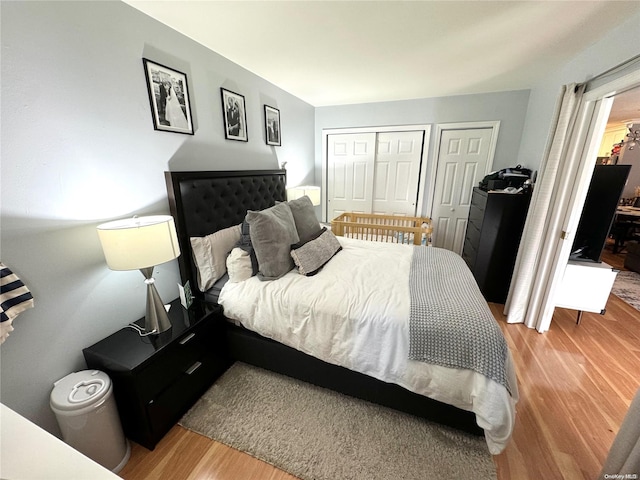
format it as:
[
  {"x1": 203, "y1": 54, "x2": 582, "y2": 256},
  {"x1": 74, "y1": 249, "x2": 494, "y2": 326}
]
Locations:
[{"x1": 165, "y1": 169, "x2": 287, "y2": 298}]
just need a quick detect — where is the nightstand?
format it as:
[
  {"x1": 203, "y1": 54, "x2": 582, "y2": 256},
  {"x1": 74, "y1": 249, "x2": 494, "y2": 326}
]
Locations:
[{"x1": 83, "y1": 298, "x2": 231, "y2": 450}]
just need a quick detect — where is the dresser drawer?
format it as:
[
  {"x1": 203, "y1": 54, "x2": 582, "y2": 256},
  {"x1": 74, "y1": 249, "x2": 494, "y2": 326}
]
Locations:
[
  {"x1": 468, "y1": 203, "x2": 485, "y2": 230},
  {"x1": 462, "y1": 240, "x2": 477, "y2": 270},
  {"x1": 464, "y1": 221, "x2": 481, "y2": 249},
  {"x1": 136, "y1": 320, "x2": 217, "y2": 402},
  {"x1": 471, "y1": 189, "x2": 487, "y2": 210}
]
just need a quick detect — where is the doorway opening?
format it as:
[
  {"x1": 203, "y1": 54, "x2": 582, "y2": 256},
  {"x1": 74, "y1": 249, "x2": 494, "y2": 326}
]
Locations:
[{"x1": 506, "y1": 68, "x2": 640, "y2": 333}]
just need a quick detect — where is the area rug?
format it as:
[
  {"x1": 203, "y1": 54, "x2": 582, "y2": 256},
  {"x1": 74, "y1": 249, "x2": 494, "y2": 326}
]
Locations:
[
  {"x1": 179, "y1": 362, "x2": 496, "y2": 480},
  {"x1": 612, "y1": 270, "x2": 640, "y2": 312}
]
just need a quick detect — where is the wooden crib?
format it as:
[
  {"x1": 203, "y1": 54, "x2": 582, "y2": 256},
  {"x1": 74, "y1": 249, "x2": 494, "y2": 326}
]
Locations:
[{"x1": 331, "y1": 212, "x2": 432, "y2": 246}]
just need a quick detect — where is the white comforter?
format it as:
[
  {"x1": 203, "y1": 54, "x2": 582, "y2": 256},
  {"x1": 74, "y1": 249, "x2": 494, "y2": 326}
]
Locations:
[{"x1": 219, "y1": 237, "x2": 518, "y2": 454}]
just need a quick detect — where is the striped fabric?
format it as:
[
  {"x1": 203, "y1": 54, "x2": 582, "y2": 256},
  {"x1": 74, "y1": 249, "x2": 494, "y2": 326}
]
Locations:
[{"x1": 1, "y1": 263, "x2": 34, "y2": 323}]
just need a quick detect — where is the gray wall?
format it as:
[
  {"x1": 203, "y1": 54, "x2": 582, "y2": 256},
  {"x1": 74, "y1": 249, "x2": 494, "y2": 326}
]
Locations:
[
  {"x1": 515, "y1": 10, "x2": 640, "y2": 172},
  {"x1": 315, "y1": 90, "x2": 531, "y2": 216},
  {"x1": 0, "y1": 0, "x2": 314, "y2": 435}
]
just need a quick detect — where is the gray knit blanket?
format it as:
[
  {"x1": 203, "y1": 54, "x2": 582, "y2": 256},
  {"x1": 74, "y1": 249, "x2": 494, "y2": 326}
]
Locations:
[{"x1": 408, "y1": 247, "x2": 514, "y2": 396}]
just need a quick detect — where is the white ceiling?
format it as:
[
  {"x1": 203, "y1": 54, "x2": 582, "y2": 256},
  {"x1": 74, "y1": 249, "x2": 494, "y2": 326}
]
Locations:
[{"x1": 124, "y1": 0, "x2": 640, "y2": 108}]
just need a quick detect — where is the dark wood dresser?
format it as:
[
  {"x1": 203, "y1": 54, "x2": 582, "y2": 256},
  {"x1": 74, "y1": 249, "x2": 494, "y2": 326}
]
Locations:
[
  {"x1": 462, "y1": 188, "x2": 531, "y2": 303},
  {"x1": 83, "y1": 298, "x2": 231, "y2": 450}
]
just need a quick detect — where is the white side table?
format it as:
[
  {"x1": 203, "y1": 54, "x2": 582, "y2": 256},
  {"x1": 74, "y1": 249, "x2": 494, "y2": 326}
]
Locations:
[{"x1": 554, "y1": 260, "x2": 619, "y2": 324}]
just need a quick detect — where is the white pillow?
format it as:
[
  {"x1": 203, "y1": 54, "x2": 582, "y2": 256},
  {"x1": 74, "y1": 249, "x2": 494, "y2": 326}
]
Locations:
[
  {"x1": 226, "y1": 247, "x2": 254, "y2": 283},
  {"x1": 190, "y1": 224, "x2": 241, "y2": 291}
]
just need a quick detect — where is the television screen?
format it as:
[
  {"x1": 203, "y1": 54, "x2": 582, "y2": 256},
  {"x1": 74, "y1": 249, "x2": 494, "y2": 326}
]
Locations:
[{"x1": 570, "y1": 164, "x2": 631, "y2": 263}]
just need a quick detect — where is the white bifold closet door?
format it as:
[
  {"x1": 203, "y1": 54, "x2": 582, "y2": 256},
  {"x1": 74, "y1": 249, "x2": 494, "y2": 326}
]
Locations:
[{"x1": 327, "y1": 131, "x2": 424, "y2": 221}]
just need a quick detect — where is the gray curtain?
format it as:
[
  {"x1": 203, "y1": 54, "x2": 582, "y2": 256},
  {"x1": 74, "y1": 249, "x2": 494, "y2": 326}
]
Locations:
[{"x1": 599, "y1": 388, "x2": 640, "y2": 479}]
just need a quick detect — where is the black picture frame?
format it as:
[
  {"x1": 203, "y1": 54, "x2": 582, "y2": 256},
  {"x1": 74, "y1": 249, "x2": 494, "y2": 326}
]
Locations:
[
  {"x1": 221, "y1": 88, "x2": 248, "y2": 142},
  {"x1": 142, "y1": 58, "x2": 194, "y2": 135},
  {"x1": 264, "y1": 105, "x2": 281, "y2": 146}
]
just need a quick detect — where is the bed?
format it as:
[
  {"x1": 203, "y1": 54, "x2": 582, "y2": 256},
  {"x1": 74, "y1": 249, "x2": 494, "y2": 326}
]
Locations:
[{"x1": 165, "y1": 169, "x2": 518, "y2": 455}]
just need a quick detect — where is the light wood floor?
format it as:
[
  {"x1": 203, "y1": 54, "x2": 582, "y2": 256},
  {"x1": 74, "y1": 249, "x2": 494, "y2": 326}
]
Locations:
[{"x1": 120, "y1": 247, "x2": 640, "y2": 480}]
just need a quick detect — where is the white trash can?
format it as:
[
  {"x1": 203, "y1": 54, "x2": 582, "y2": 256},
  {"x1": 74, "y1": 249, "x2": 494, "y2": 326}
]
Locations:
[{"x1": 50, "y1": 370, "x2": 130, "y2": 473}]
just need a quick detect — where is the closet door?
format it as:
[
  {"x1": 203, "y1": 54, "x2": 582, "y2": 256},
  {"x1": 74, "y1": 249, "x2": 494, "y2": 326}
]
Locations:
[
  {"x1": 327, "y1": 133, "x2": 376, "y2": 220},
  {"x1": 327, "y1": 131, "x2": 424, "y2": 220},
  {"x1": 372, "y1": 131, "x2": 424, "y2": 216},
  {"x1": 431, "y1": 128, "x2": 493, "y2": 253}
]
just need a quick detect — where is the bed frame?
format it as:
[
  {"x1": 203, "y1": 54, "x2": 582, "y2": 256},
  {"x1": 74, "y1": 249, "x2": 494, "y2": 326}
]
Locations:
[{"x1": 165, "y1": 169, "x2": 482, "y2": 436}]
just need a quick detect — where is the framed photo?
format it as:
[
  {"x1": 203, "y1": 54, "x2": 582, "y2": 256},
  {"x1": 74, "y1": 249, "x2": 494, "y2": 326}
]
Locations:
[
  {"x1": 264, "y1": 105, "x2": 281, "y2": 146},
  {"x1": 221, "y1": 88, "x2": 248, "y2": 142},
  {"x1": 142, "y1": 58, "x2": 194, "y2": 135}
]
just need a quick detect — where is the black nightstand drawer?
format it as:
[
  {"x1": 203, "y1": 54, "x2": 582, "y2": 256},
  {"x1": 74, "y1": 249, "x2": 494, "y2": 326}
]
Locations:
[
  {"x1": 136, "y1": 321, "x2": 215, "y2": 402},
  {"x1": 146, "y1": 351, "x2": 225, "y2": 439}
]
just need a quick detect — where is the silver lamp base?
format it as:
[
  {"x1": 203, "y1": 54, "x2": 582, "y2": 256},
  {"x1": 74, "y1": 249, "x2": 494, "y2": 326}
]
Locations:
[{"x1": 140, "y1": 267, "x2": 172, "y2": 334}]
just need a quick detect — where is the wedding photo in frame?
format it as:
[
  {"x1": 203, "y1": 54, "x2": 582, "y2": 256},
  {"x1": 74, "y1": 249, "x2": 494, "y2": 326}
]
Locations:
[
  {"x1": 142, "y1": 58, "x2": 193, "y2": 135},
  {"x1": 221, "y1": 88, "x2": 248, "y2": 142},
  {"x1": 264, "y1": 105, "x2": 281, "y2": 146}
]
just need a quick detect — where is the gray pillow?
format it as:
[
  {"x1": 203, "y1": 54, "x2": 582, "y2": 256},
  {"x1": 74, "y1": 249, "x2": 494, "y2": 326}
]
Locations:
[
  {"x1": 290, "y1": 228, "x2": 342, "y2": 276},
  {"x1": 286, "y1": 195, "x2": 322, "y2": 243},
  {"x1": 246, "y1": 202, "x2": 300, "y2": 281},
  {"x1": 236, "y1": 220, "x2": 259, "y2": 275}
]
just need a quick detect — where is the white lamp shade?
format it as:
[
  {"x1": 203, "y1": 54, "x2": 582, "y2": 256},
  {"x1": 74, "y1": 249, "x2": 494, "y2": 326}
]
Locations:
[
  {"x1": 287, "y1": 185, "x2": 321, "y2": 206},
  {"x1": 97, "y1": 215, "x2": 180, "y2": 271}
]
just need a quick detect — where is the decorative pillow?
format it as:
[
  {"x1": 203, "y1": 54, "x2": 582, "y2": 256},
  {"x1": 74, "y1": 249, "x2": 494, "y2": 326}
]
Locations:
[
  {"x1": 246, "y1": 202, "x2": 300, "y2": 281},
  {"x1": 236, "y1": 220, "x2": 259, "y2": 276},
  {"x1": 282, "y1": 195, "x2": 322, "y2": 244},
  {"x1": 190, "y1": 224, "x2": 241, "y2": 291},
  {"x1": 290, "y1": 228, "x2": 342, "y2": 276},
  {"x1": 226, "y1": 247, "x2": 254, "y2": 283}
]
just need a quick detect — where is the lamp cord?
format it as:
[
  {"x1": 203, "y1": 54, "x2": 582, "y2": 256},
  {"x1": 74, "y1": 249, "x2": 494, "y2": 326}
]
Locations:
[{"x1": 125, "y1": 323, "x2": 157, "y2": 337}]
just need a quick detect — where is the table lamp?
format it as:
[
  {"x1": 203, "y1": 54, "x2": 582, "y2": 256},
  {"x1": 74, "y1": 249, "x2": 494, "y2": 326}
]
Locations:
[
  {"x1": 97, "y1": 215, "x2": 181, "y2": 335},
  {"x1": 287, "y1": 185, "x2": 321, "y2": 206}
]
